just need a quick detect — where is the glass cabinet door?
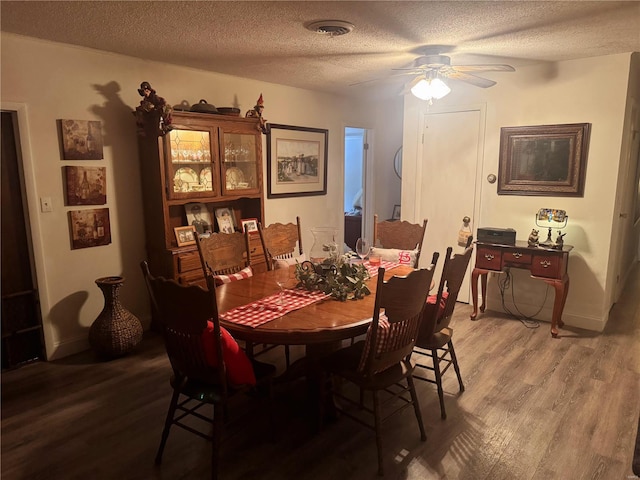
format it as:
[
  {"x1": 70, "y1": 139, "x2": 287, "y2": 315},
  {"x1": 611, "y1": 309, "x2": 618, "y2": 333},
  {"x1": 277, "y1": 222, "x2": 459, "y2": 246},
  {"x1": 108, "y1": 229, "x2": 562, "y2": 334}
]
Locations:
[
  {"x1": 166, "y1": 128, "x2": 217, "y2": 198},
  {"x1": 221, "y1": 132, "x2": 259, "y2": 194}
]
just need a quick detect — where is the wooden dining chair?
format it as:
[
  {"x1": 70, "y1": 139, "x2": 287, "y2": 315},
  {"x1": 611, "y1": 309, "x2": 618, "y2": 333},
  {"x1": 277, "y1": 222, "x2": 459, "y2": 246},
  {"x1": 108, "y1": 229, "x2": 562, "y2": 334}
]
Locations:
[
  {"x1": 372, "y1": 214, "x2": 428, "y2": 267},
  {"x1": 254, "y1": 216, "x2": 303, "y2": 367},
  {"x1": 320, "y1": 253, "x2": 439, "y2": 476},
  {"x1": 140, "y1": 261, "x2": 275, "y2": 480},
  {"x1": 412, "y1": 237, "x2": 474, "y2": 419},
  {"x1": 258, "y1": 216, "x2": 304, "y2": 268},
  {"x1": 195, "y1": 230, "x2": 252, "y2": 283}
]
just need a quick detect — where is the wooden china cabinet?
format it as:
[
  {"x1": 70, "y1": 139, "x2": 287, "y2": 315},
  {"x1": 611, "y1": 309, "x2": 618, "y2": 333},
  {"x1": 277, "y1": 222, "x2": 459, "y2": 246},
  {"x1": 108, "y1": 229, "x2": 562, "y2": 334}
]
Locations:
[{"x1": 136, "y1": 111, "x2": 265, "y2": 286}]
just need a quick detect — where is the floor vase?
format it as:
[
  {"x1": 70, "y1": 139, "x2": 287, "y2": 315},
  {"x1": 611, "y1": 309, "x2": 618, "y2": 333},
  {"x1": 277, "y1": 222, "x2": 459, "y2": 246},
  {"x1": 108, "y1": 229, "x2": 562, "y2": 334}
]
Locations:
[{"x1": 89, "y1": 276, "x2": 143, "y2": 357}]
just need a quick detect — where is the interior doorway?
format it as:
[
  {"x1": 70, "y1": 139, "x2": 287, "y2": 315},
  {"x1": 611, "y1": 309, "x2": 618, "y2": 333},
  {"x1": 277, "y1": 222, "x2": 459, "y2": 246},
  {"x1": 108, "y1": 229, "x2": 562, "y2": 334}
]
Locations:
[
  {"x1": 1, "y1": 110, "x2": 45, "y2": 369},
  {"x1": 344, "y1": 127, "x2": 367, "y2": 251}
]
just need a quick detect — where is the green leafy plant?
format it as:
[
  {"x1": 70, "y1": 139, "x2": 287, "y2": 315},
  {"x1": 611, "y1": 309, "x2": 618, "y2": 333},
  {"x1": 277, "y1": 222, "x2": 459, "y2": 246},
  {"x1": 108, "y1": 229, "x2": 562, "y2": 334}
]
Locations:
[{"x1": 295, "y1": 259, "x2": 371, "y2": 301}]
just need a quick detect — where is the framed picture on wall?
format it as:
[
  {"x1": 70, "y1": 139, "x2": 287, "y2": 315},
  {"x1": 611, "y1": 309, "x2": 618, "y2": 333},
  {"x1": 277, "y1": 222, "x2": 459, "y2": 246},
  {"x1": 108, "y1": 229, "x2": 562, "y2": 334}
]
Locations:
[
  {"x1": 497, "y1": 123, "x2": 591, "y2": 196},
  {"x1": 64, "y1": 166, "x2": 106, "y2": 205},
  {"x1": 266, "y1": 124, "x2": 328, "y2": 198},
  {"x1": 59, "y1": 119, "x2": 104, "y2": 160},
  {"x1": 68, "y1": 208, "x2": 111, "y2": 249}
]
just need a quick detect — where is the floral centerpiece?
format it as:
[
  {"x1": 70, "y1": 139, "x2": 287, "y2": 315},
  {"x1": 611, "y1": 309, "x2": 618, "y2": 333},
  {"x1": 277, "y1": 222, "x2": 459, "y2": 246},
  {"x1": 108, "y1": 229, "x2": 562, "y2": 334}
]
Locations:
[{"x1": 295, "y1": 256, "x2": 371, "y2": 301}]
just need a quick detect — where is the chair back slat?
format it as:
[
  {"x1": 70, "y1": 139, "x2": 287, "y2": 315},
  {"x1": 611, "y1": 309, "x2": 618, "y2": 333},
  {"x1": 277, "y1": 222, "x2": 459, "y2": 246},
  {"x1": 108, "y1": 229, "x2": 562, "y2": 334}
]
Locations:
[
  {"x1": 195, "y1": 231, "x2": 250, "y2": 277},
  {"x1": 361, "y1": 258, "x2": 438, "y2": 377},
  {"x1": 259, "y1": 217, "x2": 303, "y2": 269},
  {"x1": 416, "y1": 237, "x2": 474, "y2": 345},
  {"x1": 141, "y1": 261, "x2": 226, "y2": 387},
  {"x1": 373, "y1": 214, "x2": 428, "y2": 266}
]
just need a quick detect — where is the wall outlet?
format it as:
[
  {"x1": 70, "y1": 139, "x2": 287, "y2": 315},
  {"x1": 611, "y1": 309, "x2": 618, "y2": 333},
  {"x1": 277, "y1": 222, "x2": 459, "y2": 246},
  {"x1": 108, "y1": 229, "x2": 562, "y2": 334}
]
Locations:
[{"x1": 40, "y1": 197, "x2": 53, "y2": 212}]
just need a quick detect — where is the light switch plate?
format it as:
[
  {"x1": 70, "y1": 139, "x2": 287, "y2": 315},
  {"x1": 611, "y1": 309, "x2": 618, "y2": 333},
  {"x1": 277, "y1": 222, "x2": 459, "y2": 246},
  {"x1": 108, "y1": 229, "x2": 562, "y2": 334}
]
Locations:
[{"x1": 40, "y1": 197, "x2": 53, "y2": 212}]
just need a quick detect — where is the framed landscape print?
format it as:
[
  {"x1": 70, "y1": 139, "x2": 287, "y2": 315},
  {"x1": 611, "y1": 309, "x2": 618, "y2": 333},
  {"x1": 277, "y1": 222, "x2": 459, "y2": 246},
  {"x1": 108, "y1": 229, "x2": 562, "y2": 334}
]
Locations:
[
  {"x1": 497, "y1": 123, "x2": 591, "y2": 196},
  {"x1": 266, "y1": 124, "x2": 328, "y2": 198},
  {"x1": 64, "y1": 166, "x2": 106, "y2": 205},
  {"x1": 68, "y1": 208, "x2": 111, "y2": 249},
  {"x1": 59, "y1": 119, "x2": 104, "y2": 160}
]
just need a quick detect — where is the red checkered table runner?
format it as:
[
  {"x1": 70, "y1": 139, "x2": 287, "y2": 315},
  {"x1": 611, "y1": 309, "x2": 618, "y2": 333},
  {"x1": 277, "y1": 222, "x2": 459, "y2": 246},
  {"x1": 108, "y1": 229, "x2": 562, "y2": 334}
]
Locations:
[
  {"x1": 363, "y1": 260, "x2": 401, "y2": 277},
  {"x1": 220, "y1": 288, "x2": 330, "y2": 328}
]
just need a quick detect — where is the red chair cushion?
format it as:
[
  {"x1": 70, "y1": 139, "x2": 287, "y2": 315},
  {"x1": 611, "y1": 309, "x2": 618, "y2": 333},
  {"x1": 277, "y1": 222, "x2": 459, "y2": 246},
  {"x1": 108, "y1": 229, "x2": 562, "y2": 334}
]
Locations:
[
  {"x1": 201, "y1": 321, "x2": 256, "y2": 386},
  {"x1": 427, "y1": 291, "x2": 449, "y2": 319},
  {"x1": 213, "y1": 266, "x2": 253, "y2": 286}
]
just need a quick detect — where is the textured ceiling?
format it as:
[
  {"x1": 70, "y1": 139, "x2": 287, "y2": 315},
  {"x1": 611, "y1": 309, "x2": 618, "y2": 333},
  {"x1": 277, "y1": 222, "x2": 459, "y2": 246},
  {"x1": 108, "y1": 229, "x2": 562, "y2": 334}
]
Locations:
[{"x1": 2, "y1": 1, "x2": 639, "y2": 98}]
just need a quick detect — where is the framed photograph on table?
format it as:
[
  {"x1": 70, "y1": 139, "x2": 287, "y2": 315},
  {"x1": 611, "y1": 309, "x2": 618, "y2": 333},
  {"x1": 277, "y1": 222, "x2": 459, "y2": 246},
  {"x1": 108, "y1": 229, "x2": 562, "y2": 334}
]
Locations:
[
  {"x1": 241, "y1": 218, "x2": 259, "y2": 234},
  {"x1": 174, "y1": 225, "x2": 196, "y2": 247},
  {"x1": 392, "y1": 205, "x2": 401, "y2": 220},
  {"x1": 497, "y1": 123, "x2": 591, "y2": 196},
  {"x1": 215, "y1": 207, "x2": 235, "y2": 234},
  {"x1": 266, "y1": 124, "x2": 328, "y2": 198}
]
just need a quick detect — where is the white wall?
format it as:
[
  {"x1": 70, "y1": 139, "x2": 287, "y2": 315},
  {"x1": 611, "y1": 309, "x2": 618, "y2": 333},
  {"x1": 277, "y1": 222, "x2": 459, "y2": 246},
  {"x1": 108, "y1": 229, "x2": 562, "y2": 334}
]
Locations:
[
  {"x1": 1, "y1": 33, "x2": 389, "y2": 359},
  {"x1": 403, "y1": 53, "x2": 634, "y2": 331}
]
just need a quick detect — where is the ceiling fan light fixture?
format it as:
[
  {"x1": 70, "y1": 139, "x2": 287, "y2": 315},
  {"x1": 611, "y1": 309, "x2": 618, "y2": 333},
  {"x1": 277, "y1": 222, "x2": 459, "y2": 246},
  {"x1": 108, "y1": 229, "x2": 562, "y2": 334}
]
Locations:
[{"x1": 410, "y1": 77, "x2": 451, "y2": 101}]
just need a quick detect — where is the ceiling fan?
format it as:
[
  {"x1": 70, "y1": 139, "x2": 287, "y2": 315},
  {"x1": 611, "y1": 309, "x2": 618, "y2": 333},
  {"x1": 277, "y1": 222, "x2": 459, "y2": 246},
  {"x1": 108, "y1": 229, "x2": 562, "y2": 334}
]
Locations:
[
  {"x1": 352, "y1": 52, "x2": 515, "y2": 100},
  {"x1": 396, "y1": 54, "x2": 516, "y2": 89}
]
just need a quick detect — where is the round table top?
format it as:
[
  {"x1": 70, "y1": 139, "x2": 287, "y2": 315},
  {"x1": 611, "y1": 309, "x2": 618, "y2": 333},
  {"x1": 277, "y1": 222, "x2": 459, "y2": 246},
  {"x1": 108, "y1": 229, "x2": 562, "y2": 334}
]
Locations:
[{"x1": 216, "y1": 264, "x2": 414, "y2": 345}]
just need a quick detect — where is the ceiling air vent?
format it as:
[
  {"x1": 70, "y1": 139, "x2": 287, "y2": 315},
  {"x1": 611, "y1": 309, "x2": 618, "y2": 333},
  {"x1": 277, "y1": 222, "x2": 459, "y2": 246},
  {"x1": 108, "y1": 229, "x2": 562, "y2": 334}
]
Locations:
[{"x1": 306, "y1": 20, "x2": 355, "y2": 37}]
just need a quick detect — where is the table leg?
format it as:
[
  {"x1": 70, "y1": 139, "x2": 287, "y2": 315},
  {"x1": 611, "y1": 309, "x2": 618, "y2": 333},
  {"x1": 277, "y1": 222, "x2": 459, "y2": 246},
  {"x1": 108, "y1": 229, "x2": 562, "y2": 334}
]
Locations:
[
  {"x1": 471, "y1": 269, "x2": 488, "y2": 320},
  {"x1": 544, "y1": 275, "x2": 569, "y2": 338}
]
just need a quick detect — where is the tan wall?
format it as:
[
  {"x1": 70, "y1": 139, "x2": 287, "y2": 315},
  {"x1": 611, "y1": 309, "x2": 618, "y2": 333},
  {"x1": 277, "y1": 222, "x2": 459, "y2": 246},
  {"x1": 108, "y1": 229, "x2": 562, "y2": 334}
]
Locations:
[
  {"x1": 1, "y1": 33, "x2": 396, "y2": 359},
  {"x1": 402, "y1": 53, "x2": 634, "y2": 331}
]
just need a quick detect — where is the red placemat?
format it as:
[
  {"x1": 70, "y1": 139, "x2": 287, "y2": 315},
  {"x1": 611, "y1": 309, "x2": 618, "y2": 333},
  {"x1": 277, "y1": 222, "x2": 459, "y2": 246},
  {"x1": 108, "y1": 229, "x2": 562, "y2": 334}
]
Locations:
[{"x1": 220, "y1": 288, "x2": 330, "y2": 328}]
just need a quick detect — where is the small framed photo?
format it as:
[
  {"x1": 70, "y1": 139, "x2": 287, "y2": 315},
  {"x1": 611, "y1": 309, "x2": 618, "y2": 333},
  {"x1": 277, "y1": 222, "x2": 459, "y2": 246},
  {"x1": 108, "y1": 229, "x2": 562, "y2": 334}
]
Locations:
[
  {"x1": 185, "y1": 202, "x2": 212, "y2": 235},
  {"x1": 392, "y1": 205, "x2": 401, "y2": 220},
  {"x1": 59, "y1": 119, "x2": 104, "y2": 160},
  {"x1": 215, "y1": 207, "x2": 235, "y2": 234},
  {"x1": 241, "y1": 218, "x2": 259, "y2": 234},
  {"x1": 64, "y1": 166, "x2": 106, "y2": 206},
  {"x1": 174, "y1": 225, "x2": 196, "y2": 247}
]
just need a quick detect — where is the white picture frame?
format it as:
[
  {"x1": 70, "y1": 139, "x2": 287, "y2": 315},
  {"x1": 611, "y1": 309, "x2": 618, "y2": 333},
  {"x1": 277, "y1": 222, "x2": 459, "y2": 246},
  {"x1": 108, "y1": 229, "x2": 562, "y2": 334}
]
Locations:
[{"x1": 215, "y1": 207, "x2": 235, "y2": 234}]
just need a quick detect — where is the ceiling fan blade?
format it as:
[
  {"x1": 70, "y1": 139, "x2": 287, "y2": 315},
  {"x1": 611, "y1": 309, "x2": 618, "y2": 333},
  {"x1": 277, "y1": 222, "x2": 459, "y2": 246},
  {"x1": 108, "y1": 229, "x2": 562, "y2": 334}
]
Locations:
[
  {"x1": 349, "y1": 71, "x2": 418, "y2": 87},
  {"x1": 442, "y1": 70, "x2": 497, "y2": 88},
  {"x1": 452, "y1": 64, "x2": 515, "y2": 73}
]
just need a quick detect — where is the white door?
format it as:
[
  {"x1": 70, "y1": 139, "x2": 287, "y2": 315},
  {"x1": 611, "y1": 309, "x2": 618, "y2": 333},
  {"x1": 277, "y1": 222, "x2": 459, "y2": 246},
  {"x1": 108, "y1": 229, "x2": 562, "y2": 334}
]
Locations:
[{"x1": 417, "y1": 108, "x2": 484, "y2": 303}]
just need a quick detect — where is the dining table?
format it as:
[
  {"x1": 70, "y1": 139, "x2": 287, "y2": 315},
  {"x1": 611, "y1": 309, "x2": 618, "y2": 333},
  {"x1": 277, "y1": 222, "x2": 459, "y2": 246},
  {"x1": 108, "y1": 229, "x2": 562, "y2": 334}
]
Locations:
[{"x1": 216, "y1": 261, "x2": 412, "y2": 363}]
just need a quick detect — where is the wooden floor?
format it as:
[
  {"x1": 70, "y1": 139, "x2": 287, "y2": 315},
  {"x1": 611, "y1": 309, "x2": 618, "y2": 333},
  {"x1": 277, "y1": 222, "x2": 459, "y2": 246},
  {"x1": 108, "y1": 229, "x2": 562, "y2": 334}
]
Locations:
[{"x1": 2, "y1": 264, "x2": 639, "y2": 480}]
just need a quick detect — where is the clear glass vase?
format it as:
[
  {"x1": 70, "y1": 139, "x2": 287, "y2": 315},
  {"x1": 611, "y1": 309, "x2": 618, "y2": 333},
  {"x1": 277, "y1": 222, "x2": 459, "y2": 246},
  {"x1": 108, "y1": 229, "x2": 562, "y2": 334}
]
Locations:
[{"x1": 309, "y1": 226, "x2": 340, "y2": 264}]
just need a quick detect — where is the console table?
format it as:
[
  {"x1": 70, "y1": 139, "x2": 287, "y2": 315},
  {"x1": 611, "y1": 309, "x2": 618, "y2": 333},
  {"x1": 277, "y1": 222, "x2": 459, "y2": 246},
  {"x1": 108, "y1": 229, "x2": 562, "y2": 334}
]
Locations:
[{"x1": 470, "y1": 241, "x2": 573, "y2": 337}]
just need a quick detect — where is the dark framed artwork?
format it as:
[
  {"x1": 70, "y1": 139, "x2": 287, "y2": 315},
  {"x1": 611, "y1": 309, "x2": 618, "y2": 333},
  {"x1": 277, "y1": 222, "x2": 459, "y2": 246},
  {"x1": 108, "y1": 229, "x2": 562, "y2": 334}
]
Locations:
[
  {"x1": 266, "y1": 124, "x2": 328, "y2": 198},
  {"x1": 497, "y1": 123, "x2": 591, "y2": 196},
  {"x1": 64, "y1": 166, "x2": 106, "y2": 205},
  {"x1": 68, "y1": 208, "x2": 111, "y2": 249},
  {"x1": 59, "y1": 119, "x2": 104, "y2": 160}
]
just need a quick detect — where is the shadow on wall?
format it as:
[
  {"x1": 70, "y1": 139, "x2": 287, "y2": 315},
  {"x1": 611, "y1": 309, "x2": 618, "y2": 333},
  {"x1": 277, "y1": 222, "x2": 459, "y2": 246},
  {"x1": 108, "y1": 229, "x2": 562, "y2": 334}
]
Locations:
[
  {"x1": 90, "y1": 81, "x2": 150, "y2": 323},
  {"x1": 48, "y1": 290, "x2": 89, "y2": 358}
]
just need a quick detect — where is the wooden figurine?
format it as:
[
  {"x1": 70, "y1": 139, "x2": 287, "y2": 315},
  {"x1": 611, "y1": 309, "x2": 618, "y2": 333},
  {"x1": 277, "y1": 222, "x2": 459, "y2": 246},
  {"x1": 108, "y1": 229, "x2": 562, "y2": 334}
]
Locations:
[
  {"x1": 134, "y1": 81, "x2": 173, "y2": 136},
  {"x1": 245, "y1": 93, "x2": 268, "y2": 134}
]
